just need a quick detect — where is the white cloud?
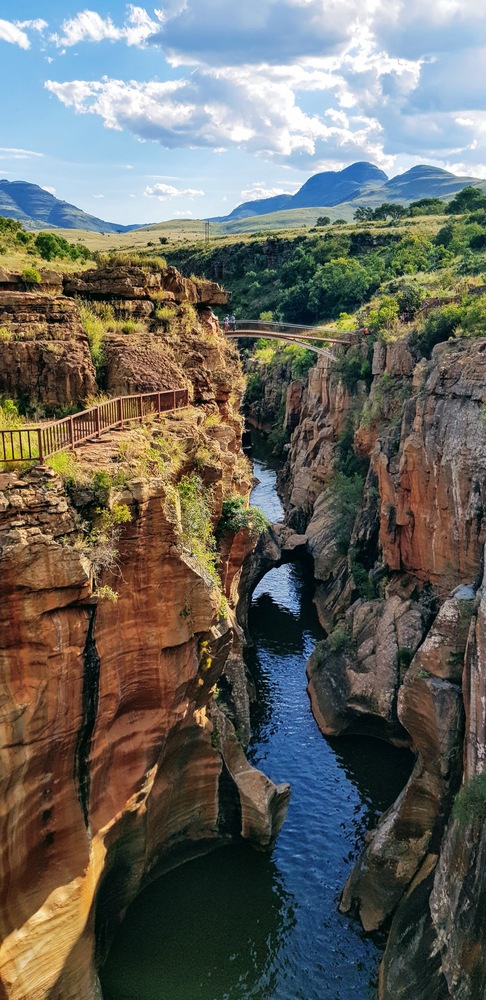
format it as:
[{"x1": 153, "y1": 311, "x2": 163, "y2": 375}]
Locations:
[
  {"x1": 173, "y1": 209, "x2": 193, "y2": 216},
  {"x1": 0, "y1": 18, "x2": 30, "y2": 48},
  {"x1": 16, "y1": 19, "x2": 48, "y2": 32},
  {"x1": 0, "y1": 146, "x2": 44, "y2": 159},
  {"x1": 93, "y1": 193, "x2": 104, "y2": 198},
  {"x1": 40, "y1": 1, "x2": 486, "y2": 177},
  {"x1": 240, "y1": 184, "x2": 293, "y2": 200},
  {"x1": 144, "y1": 182, "x2": 204, "y2": 198},
  {"x1": 42, "y1": 185, "x2": 56, "y2": 195},
  {"x1": 51, "y1": 5, "x2": 163, "y2": 48}
]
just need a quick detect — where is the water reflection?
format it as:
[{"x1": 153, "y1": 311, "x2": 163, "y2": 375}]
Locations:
[
  {"x1": 100, "y1": 439, "x2": 413, "y2": 1000},
  {"x1": 101, "y1": 846, "x2": 295, "y2": 1000}
]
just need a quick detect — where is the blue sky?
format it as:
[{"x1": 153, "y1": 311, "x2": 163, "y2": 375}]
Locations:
[{"x1": 1, "y1": 1, "x2": 485, "y2": 225}]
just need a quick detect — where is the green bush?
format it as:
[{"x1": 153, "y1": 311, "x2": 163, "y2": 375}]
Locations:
[
  {"x1": 328, "y1": 471, "x2": 365, "y2": 554},
  {"x1": 217, "y1": 495, "x2": 269, "y2": 539},
  {"x1": 452, "y1": 770, "x2": 486, "y2": 825},
  {"x1": 176, "y1": 474, "x2": 219, "y2": 583},
  {"x1": 21, "y1": 267, "x2": 41, "y2": 289},
  {"x1": 327, "y1": 622, "x2": 352, "y2": 654}
]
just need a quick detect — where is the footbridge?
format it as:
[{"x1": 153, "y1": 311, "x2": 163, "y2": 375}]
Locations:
[{"x1": 224, "y1": 320, "x2": 354, "y2": 359}]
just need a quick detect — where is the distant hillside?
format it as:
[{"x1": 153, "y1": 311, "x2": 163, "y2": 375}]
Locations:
[
  {"x1": 210, "y1": 162, "x2": 388, "y2": 223},
  {"x1": 209, "y1": 162, "x2": 486, "y2": 229},
  {"x1": 0, "y1": 180, "x2": 140, "y2": 234}
]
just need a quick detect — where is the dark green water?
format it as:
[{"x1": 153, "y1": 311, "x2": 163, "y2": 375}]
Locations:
[{"x1": 100, "y1": 438, "x2": 412, "y2": 1000}]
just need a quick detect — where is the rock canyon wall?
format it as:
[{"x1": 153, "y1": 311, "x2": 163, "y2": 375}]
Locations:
[
  {"x1": 0, "y1": 268, "x2": 289, "y2": 1000},
  {"x1": 244, "y1": 332, "x2": 486, "y2": 998}
]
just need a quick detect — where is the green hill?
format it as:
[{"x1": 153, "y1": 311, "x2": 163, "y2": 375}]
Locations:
[{"x1": 0, "y1": 180, "x2": 141, "y2": 234}]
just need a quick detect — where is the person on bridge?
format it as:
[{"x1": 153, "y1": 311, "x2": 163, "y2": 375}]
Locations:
[
  {"x1": 230, "y1": 314, "x2": 236, "y2": 332},
  {"x1": 223, "y1": 315, "x2": 230, "y2": 332}
]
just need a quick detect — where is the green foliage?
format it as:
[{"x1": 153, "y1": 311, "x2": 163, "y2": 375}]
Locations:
[
  {"x1": 79, "y1": 303, "x2": 106, "y2": 377},
  {"x1": 446, "y1": 186, "x2": 486, "y2": 215},
  {"x1": 409, "y1": 198, "x2": 446, "y2": 216},
  {"x1": 411, "y1": 304, "x2": 462, "y2": 358},
  {"x1": 315, "y1": 216, "x2": 331, "y2": 226},
  {"x1": 328, "y1": 471, "x2": 365, "y2": 555},
  {"x1": 217, "y1": 495, "x2": 269, "y2": 539},
  {"x1": 34, "y1": 232, "x2": 92, "y2": 262},
  {"x1": 176, "y1": 474, "x2": 219, "y2": 583},
  {"x1": 245, "y1": 372, "x2": 263, "y2": 404},
  {"x1": 308, "y1": 256, "x2": 373, "y2": 318},
  {"x1": 397, "y1": 647, "x2": 414, "y2": 670},
  {"x1": 452, "y1": 770, "x2": 486, "y2": 826},
  {"x1": 327, "y1": 622, "x2": 353, "y2": 654},
  {"x1": 46, "y1": 450, "x2": 79, "y2": 481},
  {"x1": 93, "y1": 585, "x2": 119, "y2": 602},
  {"x1": 336, "y1": 425, "x2": 369, "y2": 478},
  {"x1": 21, "y1": 267, "x2": 41, "y2": 288},
  {"x1": 289, "y1": 347, "x2": 315, "y2": 380},
  {"x1": 333, "y1": 341, "x2": 373, "y2": 393},
  {"x1": 367, "y1": 295, "x2": 400, "y2": 334}
]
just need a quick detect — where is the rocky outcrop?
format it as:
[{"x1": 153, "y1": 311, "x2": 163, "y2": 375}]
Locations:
[
  {"x1": 378, "y1": 567, "x2": 486, "y2": 1000},
  {"x1": 256, "y1": 331, "x2": 486, "y2": 995},
  {"x1": 0, "y1": 265, "x2": 228, "y2": 412},
  {"x1": 375, "y1": 340, "x2": 486, "y2": 592},
  {"x1": 0, "y1": 292, "x2": 97, "y2": 408},
  {"x1": 0, "y1": 307, "x2": 288, "y2": 1000},
  {"x1": 64, "y1": 263, "x2": 227, "y2": 308},
  {"x1": 307, "y1": 588, "x2": 424, "y2": 745}
]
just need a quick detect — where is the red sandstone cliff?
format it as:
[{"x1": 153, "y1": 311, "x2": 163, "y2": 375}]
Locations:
[{"x1": 0, "y1": 272, "x2": 289, "y2": 1000}]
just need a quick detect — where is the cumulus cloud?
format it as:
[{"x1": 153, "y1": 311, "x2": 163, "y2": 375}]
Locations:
[
  {"x1": 44, "y1": 60, "x2": 398, "y2": 167},
  {"x1": 144, "y1": 182, "x2": 204, "y2": 198},
  {"x1": 42, "y1": 185, "x2": 56, "y2": 194},
  {"x1": 51, "y1": 5, "x2": 163, "y2": 48},
  {"x1": 240, "y1": 183, "x2": 295, "y2": 200},
  {"x1": 38, "y1": 1, "x2": 486, "y2": 175},
  {"x1": 0, "y1": 19, "x2": 31, "y2": 48}
]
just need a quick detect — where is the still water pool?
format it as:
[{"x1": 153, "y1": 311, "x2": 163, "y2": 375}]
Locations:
[{"x1": 100, "y1": 440, "x2": 412, "y2": 1000}]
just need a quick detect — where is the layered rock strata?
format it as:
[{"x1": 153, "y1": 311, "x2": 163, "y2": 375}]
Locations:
[
  {"x1": 244, "y1": 332, "x2": 486, "y2": 996},
  {"x1": 0, "y1": 305, "x2": 288, "y2": 1000}
]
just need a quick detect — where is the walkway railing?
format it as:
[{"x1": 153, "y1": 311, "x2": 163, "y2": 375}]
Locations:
[
  {"x1": 231, "y1": 320, "x2": 354, "y2": 344},
  {"x1": 0, "y1": 389, "x2": 188, "y2": 466}
]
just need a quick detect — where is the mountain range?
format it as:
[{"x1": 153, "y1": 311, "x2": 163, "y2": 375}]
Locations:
[
  {"x1": 1, "y1": 163, "x2": 486, "y2": 236},
  {"x1": 209, "y1": 163, "x2": 484, "y2": 224},
  {"x1": 0, "y1": 180, "x2": 139, "y2": 234}
]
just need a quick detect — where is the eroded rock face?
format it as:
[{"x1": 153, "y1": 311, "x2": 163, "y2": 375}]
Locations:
[
  {"x1": 0, "y1": 466, "x2": 288, "y2": 1000},
  {"x1": 0, "y1": 292, "x2": 97, "y2": 407},
  {"x1": 307, "y1": 591, "x2": 424, "y2": 745},
  {"x1": 379, "y1": 566, "x2": 486, "y2": 1000},
  {"x1": 375, "y1": 340, "x2": 486, "y2": 592},
  {"x1": 339, "y1": 594, "x2": 469, "y2": 932}
]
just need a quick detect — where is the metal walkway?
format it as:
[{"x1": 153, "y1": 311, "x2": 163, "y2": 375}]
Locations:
[
  {"x1": 225, "y1": 320, "x2": 353, "y2": 358},
  {"x1": 0, "y1": 389, "x2": 188, "y2": 466}
]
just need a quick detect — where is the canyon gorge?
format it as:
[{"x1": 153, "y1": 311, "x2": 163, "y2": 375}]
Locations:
[{"x1": 0, "y1": 259, "x2": 485, "y2": 1000}]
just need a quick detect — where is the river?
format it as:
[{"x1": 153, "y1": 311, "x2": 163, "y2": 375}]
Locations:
[{"x1": 100, "y1": 436, "x2": 412, "y2": 1000}]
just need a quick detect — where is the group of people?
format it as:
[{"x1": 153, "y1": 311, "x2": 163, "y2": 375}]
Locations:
[{"x1": 222, "y1": 315, "x2": 236, "y2": 332}]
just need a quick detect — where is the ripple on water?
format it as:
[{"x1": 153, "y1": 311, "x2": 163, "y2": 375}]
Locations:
[{"x1": 100, "y1": 440, "x2": 413, "y2": 1000}]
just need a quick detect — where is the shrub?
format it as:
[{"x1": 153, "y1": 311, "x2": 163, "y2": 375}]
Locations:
[
  {"x1": 21, "y1": 267, "x2": 41, "y2": 289},
  {"x1": 217, "y1": 495, "x2": 269, "y2": 539},
  {"x1": 176, "y1": 474, "x2": 219, "y2": 583},
  {"x1": 452, "y1": 770, "x2": 486, "y2": 826},
  {"x1": 328, "y1": 622, "x2": 352, "y2": 654},
  {"x1": 328, "y1": 471, "x2": 365, "y2": 554},
  {"x1": 79, "y1": 303, "x2": 106, "y2": 375}
]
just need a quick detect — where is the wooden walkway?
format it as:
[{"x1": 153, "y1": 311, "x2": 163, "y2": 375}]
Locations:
[{"x1": 0, "y1": 389, "x2": 188, "y2": 466}]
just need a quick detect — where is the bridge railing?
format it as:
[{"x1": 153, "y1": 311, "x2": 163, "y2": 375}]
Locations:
[
  {"x1": 0, "y1": 389, "x2": 189, "y2": 466},
  {"x1": 230, "y1": 319, "x2": 353, "y2": 344}
]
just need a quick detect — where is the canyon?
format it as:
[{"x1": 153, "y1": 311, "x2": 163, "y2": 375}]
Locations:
[{"x1": 0, "y1": 259, "x2": 485, "y2": 999}]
